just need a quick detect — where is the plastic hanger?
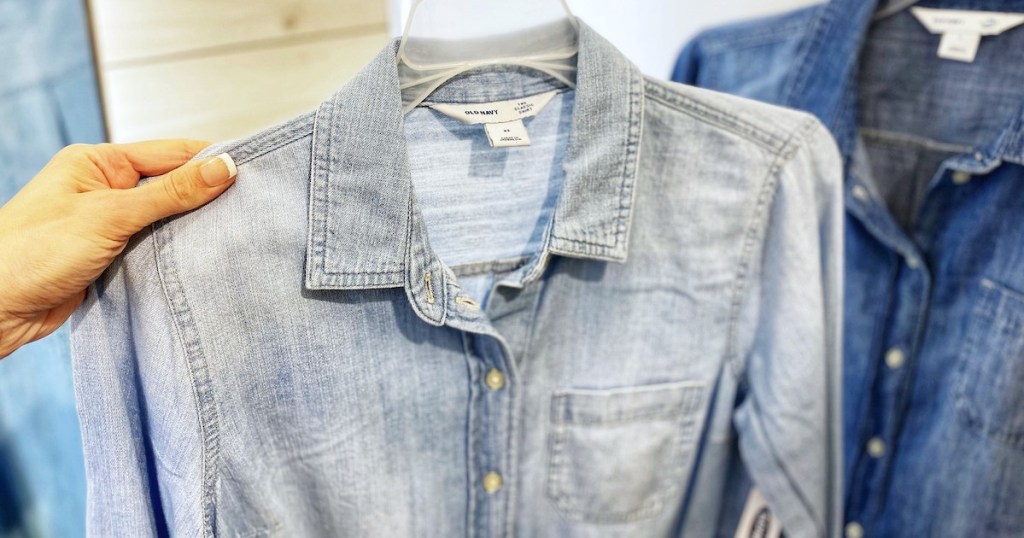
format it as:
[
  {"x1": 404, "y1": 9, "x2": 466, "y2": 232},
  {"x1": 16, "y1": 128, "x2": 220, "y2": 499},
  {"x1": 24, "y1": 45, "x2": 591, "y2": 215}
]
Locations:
[
  {"x1": 396, "y1": 0, "x2": 579, "y2": 114},
  {"x1": 873, "y1": 0, "x2": 921, "y2": 21}
]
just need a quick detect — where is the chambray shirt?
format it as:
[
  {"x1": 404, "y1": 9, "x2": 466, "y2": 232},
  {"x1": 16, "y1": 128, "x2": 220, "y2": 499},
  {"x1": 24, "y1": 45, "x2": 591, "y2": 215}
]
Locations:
[
  {"x1": 71, "y1": 21, "x2": 843, "y2": 537},
  {"x1": 676, "y1": 0, "x2": 1024, "y2": 536}
]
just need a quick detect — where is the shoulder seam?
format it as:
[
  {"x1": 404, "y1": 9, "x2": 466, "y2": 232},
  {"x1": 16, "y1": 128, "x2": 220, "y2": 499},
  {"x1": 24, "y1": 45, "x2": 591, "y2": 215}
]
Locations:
[
  {"x1": 724, "y1": 116, "x2": 819, "y2": 381},
  {"x1": 644, "y1": 78, "x2": 787, "y2": 152},
  {"x1": 696, "y1": 7, "x2": 818, "y2": 54},
  {"x1": 218, "y1": 111, "x2": 316, "y2": 167}
]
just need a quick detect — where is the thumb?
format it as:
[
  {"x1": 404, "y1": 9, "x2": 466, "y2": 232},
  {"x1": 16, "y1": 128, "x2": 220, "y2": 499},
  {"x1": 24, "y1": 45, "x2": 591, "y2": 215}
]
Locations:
[{"x1": 121, "y1": 153, "x2": 237, "y2": 229}]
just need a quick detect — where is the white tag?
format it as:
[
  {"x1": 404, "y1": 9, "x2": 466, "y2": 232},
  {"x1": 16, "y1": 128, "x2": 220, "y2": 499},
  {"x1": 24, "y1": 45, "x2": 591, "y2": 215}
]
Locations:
[
  {"x1": 427, "y1": 90, "x2": 559, "y2": 147},
  {"x1": 937, "y1": 31, "x2": 982, "y2": 62},
  {"x1": 911, "y1": 7, "x2": 1024, "y2": 62},
  {"x1": 484, "y1": 119, "x2": 530, "y2": 148},
  {"x1": 734, "y1": 489, "x2": 782, "y2": 538}
]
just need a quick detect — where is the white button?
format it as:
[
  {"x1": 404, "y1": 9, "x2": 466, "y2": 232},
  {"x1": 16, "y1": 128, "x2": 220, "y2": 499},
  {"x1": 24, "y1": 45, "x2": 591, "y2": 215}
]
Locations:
[
  {"x1": 482, "y1": 471, "x2": 503, "y2": 493},
  {"x1": 852, "y1": 185, "x2": 870, "y2": 201},
  {"x1": 906, "y1": 256, "x2": 921, "y2": 269},
  {"x1": 974, "y1": 151, "x2": 985, "y2": 161},
  {"x1": 867, "y1": 437, "x2": 886, "y2": 458},
  {"x1": 845, "y1": 521, "x2": 865, "y2": 538},
  {"x1": 485, "y1": 369, "x2": 505, "y2": 391},
  {"x1": 952, "y1": 171, "x2": 972, "y2": 185},
  {"x1": 885, "y1": 347, "x2": 905, "y2": 369}
]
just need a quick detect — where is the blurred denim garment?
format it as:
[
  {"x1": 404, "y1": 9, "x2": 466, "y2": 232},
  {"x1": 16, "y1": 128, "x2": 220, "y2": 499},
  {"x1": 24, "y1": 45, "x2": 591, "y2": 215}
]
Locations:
[
  {"x1": 71, "y1": 20, "x2": 843, "y2": 537},
  {"x1": 676, "y1": 0, "x2": 1024, "y2": 535},
  {"x1": 0, "y1": 0, "x2": 103, "y2": 536}
]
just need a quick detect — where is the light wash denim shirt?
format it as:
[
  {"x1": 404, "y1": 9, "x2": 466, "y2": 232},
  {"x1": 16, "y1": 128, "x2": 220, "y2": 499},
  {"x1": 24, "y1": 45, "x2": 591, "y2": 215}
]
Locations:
[
  {"x1": 71, "y1": 21, "x2": 843, "y2": 537},
  {"x1": 676, "y1": 0, "x2": 1024, "y2": 536},
  {"x1": 1, "y1": 0, "x2": 102, "y2": 535}
]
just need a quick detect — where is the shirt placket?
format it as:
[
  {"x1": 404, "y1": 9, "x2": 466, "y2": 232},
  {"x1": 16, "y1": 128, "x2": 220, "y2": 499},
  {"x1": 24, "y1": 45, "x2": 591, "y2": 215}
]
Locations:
[
  {"x1": 441, "y1": 275, "x2": 545, "y2": 538},
  {"x1": 844, "y1": 178, "x2": 933, "y2": 537}
]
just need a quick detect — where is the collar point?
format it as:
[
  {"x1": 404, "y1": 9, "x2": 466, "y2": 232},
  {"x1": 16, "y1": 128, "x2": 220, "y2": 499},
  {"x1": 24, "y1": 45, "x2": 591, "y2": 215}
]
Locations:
[{"x1": 549, "y1": 236, "x2": 630, "y2": 264}]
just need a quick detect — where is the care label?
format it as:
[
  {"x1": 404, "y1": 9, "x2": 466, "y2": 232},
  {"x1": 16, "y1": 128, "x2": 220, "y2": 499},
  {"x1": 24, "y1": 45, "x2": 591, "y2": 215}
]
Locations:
[
  {"x1": 911, "y1": 7, "x2": 1024, "y2": 62},
  {"x1": 937, "y1": 32, "x2": 982, "y2": 62},
  {"x1": 427, "y1": 89, "x2": 560, "y2": 147},
  {"x1": 733, "y1": 489, "x2": 782, "y2": 538},
  {"x1": 484, "y1": 119, "x2": 530, "y2": 148}
]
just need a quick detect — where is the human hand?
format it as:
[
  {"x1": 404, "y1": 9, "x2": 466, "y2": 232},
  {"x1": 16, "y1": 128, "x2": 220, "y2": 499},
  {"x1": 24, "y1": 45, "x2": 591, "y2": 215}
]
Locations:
[{"x1": 0, "y1": 140, "x2": 237, "y2": 358}]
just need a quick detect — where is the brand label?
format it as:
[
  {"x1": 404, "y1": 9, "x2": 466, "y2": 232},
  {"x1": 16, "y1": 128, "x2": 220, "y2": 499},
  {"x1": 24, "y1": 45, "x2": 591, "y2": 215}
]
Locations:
[
  {"x1": 911, "y1": 7, "x2": 1024, "y2": 62},
  {"x1": 427, "y1": 89, "x2": 560, "y2": 147}
]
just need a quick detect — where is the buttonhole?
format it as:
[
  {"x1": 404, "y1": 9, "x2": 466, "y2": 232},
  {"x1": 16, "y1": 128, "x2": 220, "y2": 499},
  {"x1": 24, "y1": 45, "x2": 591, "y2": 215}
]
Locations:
[{"x1": 424, "y1": 271, "x2": 435, "y2": 304}]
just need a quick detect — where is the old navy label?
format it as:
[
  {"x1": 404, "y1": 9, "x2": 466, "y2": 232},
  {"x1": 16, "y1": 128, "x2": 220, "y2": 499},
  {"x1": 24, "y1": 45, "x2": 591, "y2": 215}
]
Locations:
[
  {"x1": 427, "y1": 89, "x2": 559, "y2": 125},
  {"x1": 911, "y1": 7, "x2": 1024, "y2": 62}
]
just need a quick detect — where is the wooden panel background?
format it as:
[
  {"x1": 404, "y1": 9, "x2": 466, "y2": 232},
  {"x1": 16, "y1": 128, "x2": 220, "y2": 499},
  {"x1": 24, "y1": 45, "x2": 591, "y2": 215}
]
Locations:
[{"x1": 89, "y1": 0, "x2": 391, "y2": 142}]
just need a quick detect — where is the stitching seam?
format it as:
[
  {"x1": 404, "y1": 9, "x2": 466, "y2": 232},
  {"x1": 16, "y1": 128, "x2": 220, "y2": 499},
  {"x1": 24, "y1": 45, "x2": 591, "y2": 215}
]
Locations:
[
  {"x1": 151, "y1": 224, "x2": 221, "y2": 536},
  {"x1": 644, "y1": 82, "x2": 785, "y2": 151},
  {"x1": 724, "y1": 116, "x2": 817, "y2": 379}
]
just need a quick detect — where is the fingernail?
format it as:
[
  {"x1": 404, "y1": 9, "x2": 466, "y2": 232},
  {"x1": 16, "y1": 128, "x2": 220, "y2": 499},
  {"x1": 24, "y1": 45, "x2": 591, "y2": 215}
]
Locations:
[{"x1": 199, "y1": 153, "x2": 237, "y2": 187}]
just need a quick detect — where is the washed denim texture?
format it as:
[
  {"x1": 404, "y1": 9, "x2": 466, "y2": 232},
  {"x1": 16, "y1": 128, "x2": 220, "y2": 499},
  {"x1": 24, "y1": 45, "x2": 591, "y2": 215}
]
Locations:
[
  {"x1": 676, "y1": 0, "x2": 1024, "y2": 535},
  {"x1": 71, "y1": 21, "x2": 843, "y2": 537},
  {"x1": 0, "y1": 0, "x2": 102, "y2": 536}
]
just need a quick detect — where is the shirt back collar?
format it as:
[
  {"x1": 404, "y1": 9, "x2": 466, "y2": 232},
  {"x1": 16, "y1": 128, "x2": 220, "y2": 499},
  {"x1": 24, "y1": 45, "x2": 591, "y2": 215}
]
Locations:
[{"x1": 304, "y1": 19, "x2": 645, "y2": 292}]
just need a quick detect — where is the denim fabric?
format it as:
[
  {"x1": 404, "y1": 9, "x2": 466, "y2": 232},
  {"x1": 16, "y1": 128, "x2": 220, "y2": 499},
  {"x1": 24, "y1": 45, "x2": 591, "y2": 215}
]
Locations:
[
  {"x1": 676, "y1": 1, "x2": 1024, "y2": 536},
  {"x1": 0, "y1": 0, "x2": 103, "y2": 536},
  {"x1": 71, "y1": 20, "x2": 843, "y2": 537}
]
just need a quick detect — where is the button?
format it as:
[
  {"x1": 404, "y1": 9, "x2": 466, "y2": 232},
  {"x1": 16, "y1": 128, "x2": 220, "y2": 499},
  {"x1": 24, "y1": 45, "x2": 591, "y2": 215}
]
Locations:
[
  {"x1": 867, "y1": 437, "x2": 886, "y2": 458},
  {"x1": 485, "y1": 369, "x2": 505, "y2": 391},
  {"x1": 906, "y1": 256, "x2": 921, "y2": 269},
  {"x1": 482, "y1": 471, "x2": 503, "y2": 493},
  {"x1": 952, "y1": 171, "x2": 972, "y2": 185},
  {"x1": 845, "y1": 522, "x2": 864, "y2": 538},
  {"x1": 852, "y1": 185, "x2": 870, "y2": 201},
  {"x1": 884, "y1": 347, "x2": 905, "y2": 369}
]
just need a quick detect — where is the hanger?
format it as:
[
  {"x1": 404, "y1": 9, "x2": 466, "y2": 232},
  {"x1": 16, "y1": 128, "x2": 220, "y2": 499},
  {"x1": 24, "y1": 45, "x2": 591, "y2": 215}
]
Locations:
[
  {"x1": 396, "y1": 0, "x2": 580, "y2": 114},
  {"x1": 873, "y1": 0, "x2": 921, "y2": 21}
]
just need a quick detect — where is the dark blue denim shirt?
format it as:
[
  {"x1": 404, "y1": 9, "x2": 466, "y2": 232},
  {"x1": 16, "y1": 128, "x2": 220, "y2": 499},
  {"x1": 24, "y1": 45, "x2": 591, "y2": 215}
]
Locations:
[{"x1": 676, "y1": 1, "x2": 1024, "y2": 536}]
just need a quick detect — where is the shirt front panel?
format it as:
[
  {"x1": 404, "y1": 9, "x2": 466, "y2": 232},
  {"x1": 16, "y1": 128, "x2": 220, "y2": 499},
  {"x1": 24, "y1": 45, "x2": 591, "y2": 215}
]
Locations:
[{"x1": 846, "y1": 7, "x2": 1024, "y2": 536}]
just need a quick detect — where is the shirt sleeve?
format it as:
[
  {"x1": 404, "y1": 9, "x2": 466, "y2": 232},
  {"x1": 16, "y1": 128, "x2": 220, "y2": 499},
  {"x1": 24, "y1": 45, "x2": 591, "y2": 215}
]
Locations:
[
  {"x1": 671, "y1": 35, "x2": 705, "y2": 84},
  {"x1": 70, "y1": 232, "x2": 163, "y2": 537},
  {"x1": 732, "y1": 118, "x2": 844, "y2": 538}
]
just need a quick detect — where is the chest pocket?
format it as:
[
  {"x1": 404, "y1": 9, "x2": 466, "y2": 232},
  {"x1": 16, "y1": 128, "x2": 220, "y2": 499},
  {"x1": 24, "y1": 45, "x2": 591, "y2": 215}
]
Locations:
[
  {"x1": 955, "y1": 278, "x2": 1024, "y2": 447},
  {"x1": 545, "y1": 381, "x2": 706, "y2": 523}
]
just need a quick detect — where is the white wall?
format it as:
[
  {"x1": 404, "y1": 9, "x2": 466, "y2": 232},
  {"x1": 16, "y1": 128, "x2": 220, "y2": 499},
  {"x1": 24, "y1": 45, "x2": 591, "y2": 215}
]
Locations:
[
  {"x1": 389, "y1": 0, "x2": 822, "y2": 78},
  {"x1": 91, "y1": 0, "x2": 391, "y2": 142},
  {"x1": 93, "y1": 1, "x2": 824, "y2": 142}
]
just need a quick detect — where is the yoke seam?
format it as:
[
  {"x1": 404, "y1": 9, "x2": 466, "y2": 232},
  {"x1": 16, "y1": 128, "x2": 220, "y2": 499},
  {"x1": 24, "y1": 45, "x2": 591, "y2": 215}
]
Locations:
[{"x1": 644, "y1": 82, "x2": 787, "y2": 152}]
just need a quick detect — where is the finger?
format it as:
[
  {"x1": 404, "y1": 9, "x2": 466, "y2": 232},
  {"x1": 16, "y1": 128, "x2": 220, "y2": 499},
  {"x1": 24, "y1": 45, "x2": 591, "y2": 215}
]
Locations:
[
  {"x1": 117, "y1": 153, "x2": 237, "y2": 229},
  {"x1": 55, "y1": 140, "x2": 213, "y2": 191},
  {"x1": 115, "y1": 139, "x2": 213, "y2": 177}
]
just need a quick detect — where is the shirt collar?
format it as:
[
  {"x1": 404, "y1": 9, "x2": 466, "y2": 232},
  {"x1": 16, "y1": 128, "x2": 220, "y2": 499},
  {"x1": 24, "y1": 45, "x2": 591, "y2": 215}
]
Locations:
[
  {"x1": 784, "y1": 0, "x2": 1024, "y2": 164},
  {"x1": 304, "y1": 19, "x2": 645, "y2": 305}
]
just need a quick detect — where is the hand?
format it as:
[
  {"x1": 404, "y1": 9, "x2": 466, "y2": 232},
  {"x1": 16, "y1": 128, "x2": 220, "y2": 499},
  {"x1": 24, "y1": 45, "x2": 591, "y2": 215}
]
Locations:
[{"x1": 0, "y1": 140, "x2": 237, "y2": 359}]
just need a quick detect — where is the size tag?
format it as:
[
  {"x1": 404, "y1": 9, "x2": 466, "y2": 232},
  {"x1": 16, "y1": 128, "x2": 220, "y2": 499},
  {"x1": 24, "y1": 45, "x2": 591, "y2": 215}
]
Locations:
[
  {"x1": 734, "y1": 490, "x2": 782, "y2": 538},
  {"x1": 937, "y1": 31, "x2": 982, "y2": 62},
  {"x1": 484, "y1": 119, "x2": 530, "y2": 148},
  {"x1": 427, "y1": 90, "x2": 559, "y2": 147},
  {"x1": 911, "y1": 7, "x2": 1024, "y2": 62}
]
